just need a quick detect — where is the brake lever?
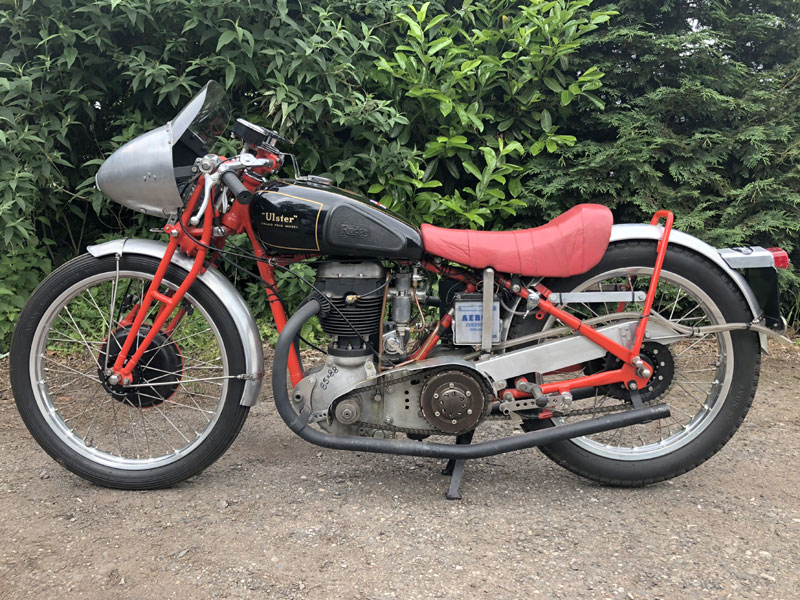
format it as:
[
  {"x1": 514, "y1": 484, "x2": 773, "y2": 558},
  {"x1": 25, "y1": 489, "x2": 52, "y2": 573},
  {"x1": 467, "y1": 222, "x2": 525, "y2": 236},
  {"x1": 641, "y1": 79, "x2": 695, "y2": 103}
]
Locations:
[
  {"x1": 189, "y1": 172, "x2": 220, "y2": 226},
  {"x1": 189, "y1": 153, "x2": 273, "y2": 225},
  {"x1": 220, "y1": 153, "x2": 271, "y2": 171}
]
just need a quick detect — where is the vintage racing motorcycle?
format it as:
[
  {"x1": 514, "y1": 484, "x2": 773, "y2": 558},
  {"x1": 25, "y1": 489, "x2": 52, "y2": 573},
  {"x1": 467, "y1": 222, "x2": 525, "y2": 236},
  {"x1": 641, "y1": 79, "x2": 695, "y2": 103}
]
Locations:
[{"x1": 10, "y1": 82, "x2": 791, "y2": 498}]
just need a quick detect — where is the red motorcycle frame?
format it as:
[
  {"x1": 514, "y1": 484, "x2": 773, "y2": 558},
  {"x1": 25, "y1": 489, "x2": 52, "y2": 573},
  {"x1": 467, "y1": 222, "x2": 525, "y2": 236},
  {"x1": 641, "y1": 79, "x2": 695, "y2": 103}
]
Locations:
[{"x1": 107, "y1": 150, "x2": 674, "y2": 405}]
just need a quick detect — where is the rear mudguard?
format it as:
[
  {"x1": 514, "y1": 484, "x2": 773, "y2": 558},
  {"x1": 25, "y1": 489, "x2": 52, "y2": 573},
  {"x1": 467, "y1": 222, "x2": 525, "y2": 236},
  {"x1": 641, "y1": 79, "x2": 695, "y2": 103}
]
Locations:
[
  {"x1": 86, "y1": 238, "x2": 264, "y2": 406},
  {"x1": 610, "y1": 224, "x2": 773, "y2": 349}
]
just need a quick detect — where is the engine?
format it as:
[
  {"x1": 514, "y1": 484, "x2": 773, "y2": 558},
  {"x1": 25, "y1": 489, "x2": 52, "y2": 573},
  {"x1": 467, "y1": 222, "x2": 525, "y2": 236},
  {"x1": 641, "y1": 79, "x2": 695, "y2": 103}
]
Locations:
[
  {"x1": 314, "y1": 261, "x2": 386, "y2": 356},
  {"x1": 293, "y1": 262, "x2": 492, "y2": 438}
]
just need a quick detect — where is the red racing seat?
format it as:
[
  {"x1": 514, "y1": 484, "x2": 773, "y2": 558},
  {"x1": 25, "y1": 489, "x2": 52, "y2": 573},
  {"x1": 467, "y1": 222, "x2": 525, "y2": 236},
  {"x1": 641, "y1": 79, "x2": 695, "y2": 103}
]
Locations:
[{"x1": 420, "y1": 204, "x2": 613, "y2": 277}]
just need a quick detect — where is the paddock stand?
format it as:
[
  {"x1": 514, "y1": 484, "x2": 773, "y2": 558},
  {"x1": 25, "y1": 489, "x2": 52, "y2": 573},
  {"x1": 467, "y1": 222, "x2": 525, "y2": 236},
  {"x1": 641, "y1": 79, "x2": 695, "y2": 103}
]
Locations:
[{"x1": 441, "y1": 430, "x2": 476, "y2": 500}]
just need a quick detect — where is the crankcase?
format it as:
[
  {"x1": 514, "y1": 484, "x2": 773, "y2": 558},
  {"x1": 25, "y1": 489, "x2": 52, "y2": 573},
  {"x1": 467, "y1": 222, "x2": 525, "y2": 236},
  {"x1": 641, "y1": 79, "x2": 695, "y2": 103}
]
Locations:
[
  {"x1": 296, "y1": 356, "x2": 495, "y2": 435},
  {"x1": 301, "y1": 355, "x2": 376, "y2": 417}
]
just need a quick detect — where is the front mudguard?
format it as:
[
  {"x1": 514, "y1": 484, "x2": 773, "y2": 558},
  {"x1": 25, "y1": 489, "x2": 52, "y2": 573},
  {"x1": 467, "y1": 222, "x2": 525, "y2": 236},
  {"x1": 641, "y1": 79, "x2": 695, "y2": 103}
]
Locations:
[
  {"x1": 610, "y1": 224, "x2": 782, "y2": 350},
  {"x1": 87, "y1": 238, "x2": 264, "y2": 406}
]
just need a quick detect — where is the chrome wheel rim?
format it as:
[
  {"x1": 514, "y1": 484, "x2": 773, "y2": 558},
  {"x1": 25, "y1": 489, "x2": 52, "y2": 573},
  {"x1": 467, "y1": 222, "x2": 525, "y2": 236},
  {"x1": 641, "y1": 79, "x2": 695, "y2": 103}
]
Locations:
[
  {"x1": 29, "y1": 269, "x2": 229, "y2": 470},
  {"x1": 540, "y1": 267, "x2": 733, "y2": 461}
]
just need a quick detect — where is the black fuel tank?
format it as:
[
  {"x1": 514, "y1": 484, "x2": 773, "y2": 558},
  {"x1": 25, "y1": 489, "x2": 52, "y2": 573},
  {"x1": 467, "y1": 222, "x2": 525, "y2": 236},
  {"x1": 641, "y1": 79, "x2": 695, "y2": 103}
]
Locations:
[{"x1": 250, "y1": 179, "x2": 424, "y2": 260}]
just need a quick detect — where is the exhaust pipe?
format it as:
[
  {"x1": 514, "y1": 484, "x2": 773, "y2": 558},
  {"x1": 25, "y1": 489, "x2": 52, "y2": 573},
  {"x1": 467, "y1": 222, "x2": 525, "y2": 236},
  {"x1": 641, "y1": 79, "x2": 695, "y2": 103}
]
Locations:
[{"x1": 273, "y1": 299, "x2": 670, "y2": 460}]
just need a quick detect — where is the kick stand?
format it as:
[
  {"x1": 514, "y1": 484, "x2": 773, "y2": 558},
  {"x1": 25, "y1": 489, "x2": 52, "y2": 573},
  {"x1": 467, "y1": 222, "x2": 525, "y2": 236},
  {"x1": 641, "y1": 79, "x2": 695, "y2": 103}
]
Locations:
[{"x1": 441, "y1": 430, "x2": 475, "y2": 500}]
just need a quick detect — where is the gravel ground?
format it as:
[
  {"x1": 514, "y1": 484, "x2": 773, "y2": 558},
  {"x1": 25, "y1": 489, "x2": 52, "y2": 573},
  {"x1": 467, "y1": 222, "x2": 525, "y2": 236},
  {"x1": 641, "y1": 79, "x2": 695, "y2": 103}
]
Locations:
[{"x1": 1, "y1": 345, "x2": 799, "y2": 600}]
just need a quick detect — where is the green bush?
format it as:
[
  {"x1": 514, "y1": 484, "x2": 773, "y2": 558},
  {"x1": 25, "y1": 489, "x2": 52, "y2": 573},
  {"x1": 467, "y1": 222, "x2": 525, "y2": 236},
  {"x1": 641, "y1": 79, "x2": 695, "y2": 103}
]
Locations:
[
  {"x1": 511, "y1": 0, "x2": 800, "y2": 318},
  {"x1": 1, "y1": 0, "x2": 797, "y2": 352},
  {"x1": 0, "y1": 0, "x2": 611, "y2": 349}
]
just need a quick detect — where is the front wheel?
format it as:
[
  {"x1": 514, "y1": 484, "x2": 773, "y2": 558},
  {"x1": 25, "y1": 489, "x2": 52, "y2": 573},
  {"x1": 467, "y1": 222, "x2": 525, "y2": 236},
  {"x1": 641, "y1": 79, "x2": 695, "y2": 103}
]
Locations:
[
  {"x1": 10, "y1": 253, "x2": 250, "y2": 489},
  {"x1": 511, "y1": 241, "x2": 761, "y2": 486}
]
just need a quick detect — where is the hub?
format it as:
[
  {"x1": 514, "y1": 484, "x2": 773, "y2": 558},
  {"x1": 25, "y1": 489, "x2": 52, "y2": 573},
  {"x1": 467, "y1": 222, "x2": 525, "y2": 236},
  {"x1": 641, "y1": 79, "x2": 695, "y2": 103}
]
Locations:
[
  {"x1": 420, "y1": 370, "x2": 488, "y2": 434},
  {"x1": 591, "y1": 341, "x2": 674, "y2": 403},
  {"x1": 98, "y1": 326, "x2": 183, "y2": 407}
]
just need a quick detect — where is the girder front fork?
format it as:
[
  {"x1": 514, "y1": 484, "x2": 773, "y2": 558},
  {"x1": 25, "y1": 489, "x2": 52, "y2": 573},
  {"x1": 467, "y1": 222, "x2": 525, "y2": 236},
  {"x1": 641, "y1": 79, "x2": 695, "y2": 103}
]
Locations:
[{"x1": 106, "y1": 181, "x2": 212, "y2": 385}]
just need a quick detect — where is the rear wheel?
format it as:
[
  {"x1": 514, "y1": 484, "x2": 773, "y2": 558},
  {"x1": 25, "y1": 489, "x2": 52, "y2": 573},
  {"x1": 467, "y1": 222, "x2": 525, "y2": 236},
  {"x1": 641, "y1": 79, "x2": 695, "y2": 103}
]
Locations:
[
  {"x1": 511, "y1": 242, "x2": 760, "y2": 486},
  {"x1": 10, "y1": 254, "x2": 250, "y2": 489}
]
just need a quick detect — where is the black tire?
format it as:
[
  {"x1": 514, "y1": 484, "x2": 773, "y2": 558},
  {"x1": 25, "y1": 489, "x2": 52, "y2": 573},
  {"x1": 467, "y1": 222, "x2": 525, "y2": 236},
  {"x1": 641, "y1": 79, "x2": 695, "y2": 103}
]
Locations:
[
  {"x1": 511, "y1": 241, "x2": 760, "y2": 486},
  {"x1": 10, "y1": 253, "x2": 250, "y2": 489}
]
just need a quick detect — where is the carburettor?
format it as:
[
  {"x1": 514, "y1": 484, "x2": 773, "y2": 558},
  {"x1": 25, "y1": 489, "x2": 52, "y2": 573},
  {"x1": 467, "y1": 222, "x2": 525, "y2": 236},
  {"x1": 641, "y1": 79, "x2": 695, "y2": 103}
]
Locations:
[{"x1": 382, "y1": 267, "x2": 427, "y2": 359}]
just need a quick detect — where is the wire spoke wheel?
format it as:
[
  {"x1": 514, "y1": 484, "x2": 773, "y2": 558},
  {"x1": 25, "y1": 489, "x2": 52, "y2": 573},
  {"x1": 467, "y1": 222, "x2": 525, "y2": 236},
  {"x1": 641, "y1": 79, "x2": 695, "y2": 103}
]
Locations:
[
  {"x1": 511, "y1": 242, "x2": 760, "y2": 486},
  {"x1": 541, "y1": 267, "x2": 731, "y2": 460},
  {"x1": 11, "y1": 254, "x2": 250, "y2": 489}
]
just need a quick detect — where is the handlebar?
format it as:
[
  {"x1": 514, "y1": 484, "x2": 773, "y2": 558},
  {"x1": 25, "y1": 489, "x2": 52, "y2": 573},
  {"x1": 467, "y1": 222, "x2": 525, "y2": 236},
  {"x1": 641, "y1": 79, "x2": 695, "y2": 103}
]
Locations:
[
  {"x1": 189, "y1": 153, "x2": 272, "y2": 225},
  {"x1": 221, "y1": 170, "x2": 253, "y2": 205}
]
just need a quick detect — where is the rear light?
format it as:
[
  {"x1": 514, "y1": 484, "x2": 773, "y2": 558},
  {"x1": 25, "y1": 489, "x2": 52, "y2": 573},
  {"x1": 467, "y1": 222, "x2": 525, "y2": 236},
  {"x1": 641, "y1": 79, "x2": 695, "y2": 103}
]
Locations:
[{"x1": 766, "y1": 247, "x2": 790, "y2": 269}]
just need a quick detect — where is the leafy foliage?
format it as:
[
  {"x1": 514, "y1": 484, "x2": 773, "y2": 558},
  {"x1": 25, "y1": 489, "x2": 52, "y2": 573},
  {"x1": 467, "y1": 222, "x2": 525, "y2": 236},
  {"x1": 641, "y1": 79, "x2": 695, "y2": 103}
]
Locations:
[
  {"x1": 0, "y1": 245, "x2": 51, "y2": 347},
  {"x1": 511, "y1": 0, "x2": 800, "y2": 317},
  {"x1": 1, "y1": 0, "x2": 798, "y2": 352},
  {"x1": 0, "y1": 0, "x2": 609, "y2": 350}
]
